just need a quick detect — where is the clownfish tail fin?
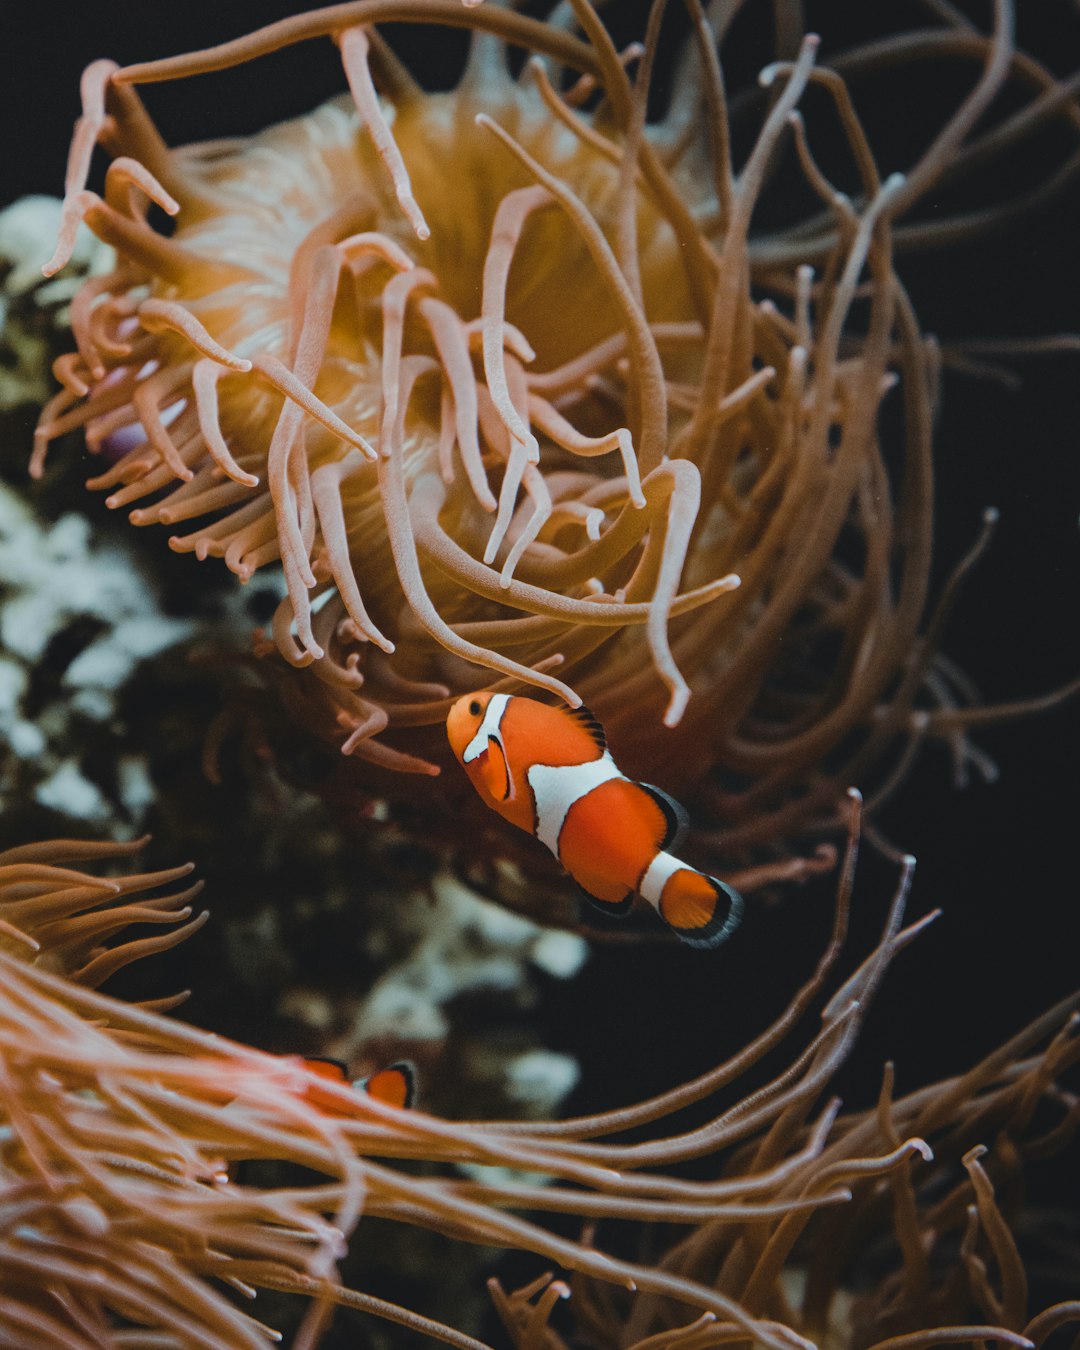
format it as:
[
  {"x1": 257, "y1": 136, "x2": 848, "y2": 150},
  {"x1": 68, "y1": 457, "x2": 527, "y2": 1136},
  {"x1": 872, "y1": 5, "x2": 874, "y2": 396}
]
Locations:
[
  {"x1": 645, "y1": 859, "x2": 743, "y2": 950},
  {"x1": 359, "y1": 1060, "x2": 417, "y2": 1110}
]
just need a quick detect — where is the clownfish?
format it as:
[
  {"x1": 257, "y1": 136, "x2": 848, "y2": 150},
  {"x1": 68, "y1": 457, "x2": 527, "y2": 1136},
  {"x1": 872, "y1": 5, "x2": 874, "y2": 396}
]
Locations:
[
  {"x1": 446, "y1": 692, "x2": 743, "y2": 949},
  {"x1": 300, "y1": 1058, "x2": 416, "y2": 1113}
]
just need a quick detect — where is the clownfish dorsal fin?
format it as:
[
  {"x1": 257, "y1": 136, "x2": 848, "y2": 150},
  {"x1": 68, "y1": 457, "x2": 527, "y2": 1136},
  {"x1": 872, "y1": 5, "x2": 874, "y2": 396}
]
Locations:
[
  {"x1": 566, "y1": 703, "x2": 606, "y2": 753},
  {"x1": 357, "y1": 1061, "x2": 416, "y2": 1110},
  {"x1": 637, "y1": 782, "x2": 690, "y2": 851},
  {"x1": 480, "y1": 735, "x2": 513, "y2": 801},
  {"x1": 302, "y1": 1056, "x2": 349, "y2": 1083}
]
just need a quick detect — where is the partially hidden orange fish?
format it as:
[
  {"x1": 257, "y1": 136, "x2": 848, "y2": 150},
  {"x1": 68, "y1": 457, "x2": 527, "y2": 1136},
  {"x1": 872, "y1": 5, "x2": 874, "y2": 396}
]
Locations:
[
  {"x1": 446, "y1": 693, "x2": 743, "y2": 949},
  {"x1": 301, "y1": 1058, "x2": 415, "y2": 1113}
]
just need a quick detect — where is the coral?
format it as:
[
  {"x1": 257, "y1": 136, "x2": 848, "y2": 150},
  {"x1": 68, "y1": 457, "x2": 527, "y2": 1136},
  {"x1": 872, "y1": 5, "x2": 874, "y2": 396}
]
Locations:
[
  {"x1": 0, "y1": 475, "x2": 195, "y2": 829},
  {"x1": 319, "y1": 870, "x2": 585, "y2": 1106},
  {"x1": 29, "y1": 1, "x2": 1080, "y2": 895},
  {"x1": 0, "y1": 196, "x2": 112, "y2": 414}
]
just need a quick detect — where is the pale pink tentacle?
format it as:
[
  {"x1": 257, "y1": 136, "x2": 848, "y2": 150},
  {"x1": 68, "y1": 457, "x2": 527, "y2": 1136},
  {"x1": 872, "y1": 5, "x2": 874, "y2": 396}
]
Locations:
[
  {"x1": 337, "y1": 26, "x2": 430, "y2": 240},
  {"x1": 310, "y1": 451, "x2": 394, "y2": 653},
  {"x1": 419, "y1": 296, "x2": 497, "y2": 510},
  {"x1": 527, "y1": 394, "x2": 645, "y2": 508},
  {"x1": 103, "y1": 157, "x2": 180, "y2": 219},
  {"x1": 191, "y1": 360, "x2": 260, "y2": 487},
  {"x1": 378, "y1": 268, "x2": 437, "y2": 457},
  {"x1": 43, "y1": 60, "x2": 120, "y2": 276},
  {"x1": 479, "y1": 185, "x2": 550, "y2": 456}
]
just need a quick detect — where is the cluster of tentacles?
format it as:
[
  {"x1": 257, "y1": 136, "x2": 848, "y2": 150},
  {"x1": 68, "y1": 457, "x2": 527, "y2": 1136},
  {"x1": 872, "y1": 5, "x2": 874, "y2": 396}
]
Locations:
[
  {"x1": 31, "y1": 1, "x2": 1080, "y2": 877},
  {"x1": 497, "y1": 1002, "x2": 1080, "y2": 1349},
  {"x1": 1, "y1": 813, "x2": 1078, "y2": 1349}
]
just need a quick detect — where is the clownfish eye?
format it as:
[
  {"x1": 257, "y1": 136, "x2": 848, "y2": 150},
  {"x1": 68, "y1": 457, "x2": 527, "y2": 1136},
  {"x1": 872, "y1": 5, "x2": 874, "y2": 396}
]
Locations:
[{"x1": 468, "y1": 699, "x2": 482, "y2": 716}]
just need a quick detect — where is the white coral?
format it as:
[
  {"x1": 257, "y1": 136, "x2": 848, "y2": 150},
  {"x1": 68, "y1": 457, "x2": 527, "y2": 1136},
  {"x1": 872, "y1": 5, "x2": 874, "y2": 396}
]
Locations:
[
  {"x1": 349, "y1": 874, "x2": 588, "y2": 1047},
  {"x1": 0, "y1": 481, "x2": 193, "y2": 824},
  {"x1": 0, "y1": 197, "x2": 113, "y2": 411}
]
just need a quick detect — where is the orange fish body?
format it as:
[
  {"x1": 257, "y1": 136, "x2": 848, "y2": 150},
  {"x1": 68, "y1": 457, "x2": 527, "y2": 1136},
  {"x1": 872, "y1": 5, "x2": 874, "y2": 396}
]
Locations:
[{"x1": 446, "y1": 693, "x2": 742, "y2": 949}]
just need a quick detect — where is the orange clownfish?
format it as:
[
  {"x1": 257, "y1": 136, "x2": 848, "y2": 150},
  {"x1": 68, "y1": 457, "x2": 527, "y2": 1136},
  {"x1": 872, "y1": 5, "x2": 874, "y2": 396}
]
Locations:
[
  {"x1": 446, "y1": 693, "x2": 743, "y2": 950},
  {"x1": 301, "y1": 1058, "x2": 416, "y2": 1113}
]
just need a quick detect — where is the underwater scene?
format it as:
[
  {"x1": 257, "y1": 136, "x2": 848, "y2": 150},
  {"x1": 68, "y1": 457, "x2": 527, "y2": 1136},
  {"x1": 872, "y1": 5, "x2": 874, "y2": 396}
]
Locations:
[{"x1": 0, "y1": 1, "x2": 1078, "y2": 1346}]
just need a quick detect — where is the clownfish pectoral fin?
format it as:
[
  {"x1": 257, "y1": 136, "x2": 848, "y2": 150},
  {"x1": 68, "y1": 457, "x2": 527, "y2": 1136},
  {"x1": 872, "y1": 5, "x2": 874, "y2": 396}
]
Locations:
[
  {"x1": 638, "y1": 782, "x2": 689, "y2": 851},
  {"x1": 574, "y1": 880, "x2": 635, "y2": 919},
  {"x1": 567, "y1": 703, "x2": 607, "y2": 753},
  {"x1": 655, "y1": 868, "x2": 743, "y2": 950},
  {"x1": 357, "y1": 1061, "x2": 416, "y2": 1110},
  {"x1": 479, "y1": 735, "x2": 513, "y2": 801}
]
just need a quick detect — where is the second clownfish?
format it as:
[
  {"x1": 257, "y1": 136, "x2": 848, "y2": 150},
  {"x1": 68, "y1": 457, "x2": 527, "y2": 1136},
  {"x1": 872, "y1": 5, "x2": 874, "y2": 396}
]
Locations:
[
  {"x1": 446, "y1": 693, "x2": 742, "y2": 950},
  {"x1": 301, "y1": 1058, "x2": 416, "y2": 1114}
]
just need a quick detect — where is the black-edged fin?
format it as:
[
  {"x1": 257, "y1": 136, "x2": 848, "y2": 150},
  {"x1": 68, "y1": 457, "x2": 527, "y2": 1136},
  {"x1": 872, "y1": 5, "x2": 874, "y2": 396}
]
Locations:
[
  {"x1": 638, "y1": 782, "x2": 690, "y2": 851},
  {"x1": 358, "y1": 1061, "x2": 417, "y2": 1110},
  {"x1": 660, "y1": 875, "x2": 743, "y2": 951},
  {"x1": 302, "y1": 1056, "x2": 349, "y2": 1082},
  {"x1": 575, "y1": 881, "x2": 634, "y2": 918},
  {"x1": 567, "y1": 703, "x2": 606, "y2": 753}
]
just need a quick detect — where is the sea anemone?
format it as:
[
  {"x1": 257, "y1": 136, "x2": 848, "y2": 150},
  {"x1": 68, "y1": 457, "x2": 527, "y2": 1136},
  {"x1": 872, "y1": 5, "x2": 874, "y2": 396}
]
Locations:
[
  {"x1": 2, "y1": 817, "x2": 1078, "y2": 1349},
  {"x1": 30, "y1": 1, "x2": 1080, "y2": 890},
  {"x1": 0, "y1": 834, "x2": 205, "y2": 992}
]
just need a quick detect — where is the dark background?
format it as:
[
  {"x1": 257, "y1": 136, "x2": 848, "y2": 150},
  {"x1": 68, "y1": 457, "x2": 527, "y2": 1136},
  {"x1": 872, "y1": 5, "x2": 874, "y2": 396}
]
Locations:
[{"x1": 1, "y1": 0, "x2": 1077, "y2": 1241}]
